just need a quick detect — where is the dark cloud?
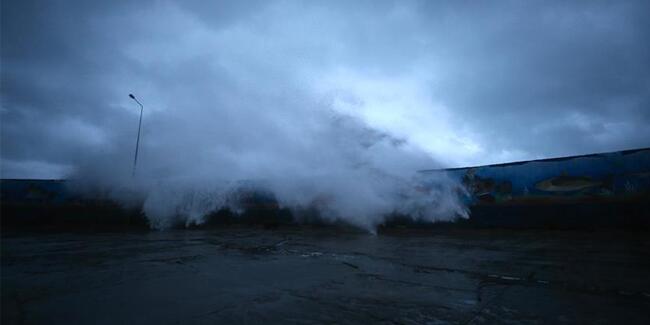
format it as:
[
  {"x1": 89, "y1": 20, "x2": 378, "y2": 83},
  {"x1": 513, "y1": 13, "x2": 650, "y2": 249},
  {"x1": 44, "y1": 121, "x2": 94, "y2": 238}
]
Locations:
[
  {"x1": 420, "y1": 1, "x2": 650, "y2": 160},
  {"x1": 2, "y1": 0, "x2": 649, "y2": 178}
]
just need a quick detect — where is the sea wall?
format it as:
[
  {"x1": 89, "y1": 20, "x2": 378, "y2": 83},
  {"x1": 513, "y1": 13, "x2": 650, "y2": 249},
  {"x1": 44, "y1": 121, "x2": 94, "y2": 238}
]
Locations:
[
  {"x1": 420, "y1": 148, "x2": 650, "y2": 228},
  {"x1": 2, "y1": 148, "x2": 649, "y2": 230}
]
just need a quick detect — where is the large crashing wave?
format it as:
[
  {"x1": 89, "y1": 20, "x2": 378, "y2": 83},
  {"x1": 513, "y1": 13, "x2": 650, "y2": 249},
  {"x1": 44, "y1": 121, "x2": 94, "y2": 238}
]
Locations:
[{"x1": 70, "y1": 97, "x2": 468, "y2": 232}]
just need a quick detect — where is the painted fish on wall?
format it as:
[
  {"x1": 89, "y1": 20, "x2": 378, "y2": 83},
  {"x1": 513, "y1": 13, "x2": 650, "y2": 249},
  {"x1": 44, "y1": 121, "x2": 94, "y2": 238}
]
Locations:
[{"x1": 534, "y1": 175, "x2": 602, "y2": 192}]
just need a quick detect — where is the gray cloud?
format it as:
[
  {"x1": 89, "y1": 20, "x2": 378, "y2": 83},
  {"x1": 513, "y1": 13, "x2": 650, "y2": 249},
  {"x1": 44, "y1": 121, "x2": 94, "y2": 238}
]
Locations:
[{"x1": 1, "y1": 1, "x2": 649, "y2": 218}]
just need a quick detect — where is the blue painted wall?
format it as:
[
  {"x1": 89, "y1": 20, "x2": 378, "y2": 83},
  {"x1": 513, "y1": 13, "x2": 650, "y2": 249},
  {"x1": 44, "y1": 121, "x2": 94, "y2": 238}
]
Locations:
[
  {"x1": 0, "y1": 179, "x2": 70, "y2": 204},
  {"x1": 421, "y1": 148, "x2": 650, "y2": 206},
  {"x1": 2, "y1": 148, "x2": 649, "y2": 229}
]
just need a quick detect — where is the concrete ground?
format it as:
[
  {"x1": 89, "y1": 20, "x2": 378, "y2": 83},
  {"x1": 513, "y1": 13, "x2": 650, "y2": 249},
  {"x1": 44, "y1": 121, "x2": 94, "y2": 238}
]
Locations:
[{"x1": 2, "y1": 227, "x2": 650, "y2": 324}]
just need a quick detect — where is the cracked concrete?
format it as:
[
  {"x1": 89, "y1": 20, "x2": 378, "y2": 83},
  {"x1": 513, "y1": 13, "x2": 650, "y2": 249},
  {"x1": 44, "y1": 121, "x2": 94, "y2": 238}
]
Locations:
[{"x1": 2, "y1": 227, "x2": 650, "y2": 324}]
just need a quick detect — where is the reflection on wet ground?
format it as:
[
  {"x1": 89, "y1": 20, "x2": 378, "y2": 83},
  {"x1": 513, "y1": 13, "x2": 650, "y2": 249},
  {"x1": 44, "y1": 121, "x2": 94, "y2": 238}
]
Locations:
[{"x1": 2, "y1": 227, "x2": 650, "y2": 324}]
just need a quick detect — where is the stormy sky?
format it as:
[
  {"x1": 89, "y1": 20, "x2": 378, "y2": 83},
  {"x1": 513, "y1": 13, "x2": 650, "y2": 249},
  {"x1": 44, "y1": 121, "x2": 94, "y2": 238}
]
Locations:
[{"x1": 2, "y1": 0, "x2": 650, "y2": 179}]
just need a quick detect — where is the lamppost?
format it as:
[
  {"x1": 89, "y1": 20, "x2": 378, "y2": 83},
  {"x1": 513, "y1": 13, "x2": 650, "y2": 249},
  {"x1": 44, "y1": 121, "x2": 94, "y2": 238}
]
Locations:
[{"x1": 129, "y1": 94, "x2": 144, "y2": 177}]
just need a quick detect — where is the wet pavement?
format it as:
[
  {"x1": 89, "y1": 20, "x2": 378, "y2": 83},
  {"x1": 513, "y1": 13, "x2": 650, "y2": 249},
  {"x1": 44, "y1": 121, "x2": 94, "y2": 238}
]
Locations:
[{"x1": 2, "y1": 227, "x2": 650, "y2": 324}]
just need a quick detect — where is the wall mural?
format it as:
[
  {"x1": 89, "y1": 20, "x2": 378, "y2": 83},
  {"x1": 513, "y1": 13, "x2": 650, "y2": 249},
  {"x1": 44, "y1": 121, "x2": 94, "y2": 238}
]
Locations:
[
  {"x1": 422, "y1": 148, "x2": 650, "y2": 206},
  {"x1": 2, "y1": 148, "x2": 650, "y2": 208}
]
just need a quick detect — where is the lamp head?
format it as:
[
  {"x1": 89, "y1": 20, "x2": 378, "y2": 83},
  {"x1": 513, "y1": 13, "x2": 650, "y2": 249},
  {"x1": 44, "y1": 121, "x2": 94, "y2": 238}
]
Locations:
[{"x1": 129, "y1": 94, "x2": 136, "y2": 99}]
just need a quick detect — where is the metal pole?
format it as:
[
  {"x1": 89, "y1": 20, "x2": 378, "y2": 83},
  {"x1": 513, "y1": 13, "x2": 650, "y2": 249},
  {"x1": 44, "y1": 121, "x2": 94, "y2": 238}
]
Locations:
[{"x1": 129, "y1": 94, "x2": 144, "y2": 177}]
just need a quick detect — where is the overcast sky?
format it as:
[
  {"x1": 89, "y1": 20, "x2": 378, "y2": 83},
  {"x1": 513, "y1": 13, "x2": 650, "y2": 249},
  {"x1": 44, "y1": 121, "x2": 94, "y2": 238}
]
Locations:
[{"x1": 2, "y1": 0, "x2": 650, "y2": 179}]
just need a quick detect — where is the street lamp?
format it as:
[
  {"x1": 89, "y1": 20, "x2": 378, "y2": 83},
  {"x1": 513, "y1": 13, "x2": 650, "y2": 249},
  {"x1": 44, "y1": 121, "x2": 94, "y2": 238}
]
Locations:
[{"x1": 129, "y1": 94, "x2": 144, "y2": 177}]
